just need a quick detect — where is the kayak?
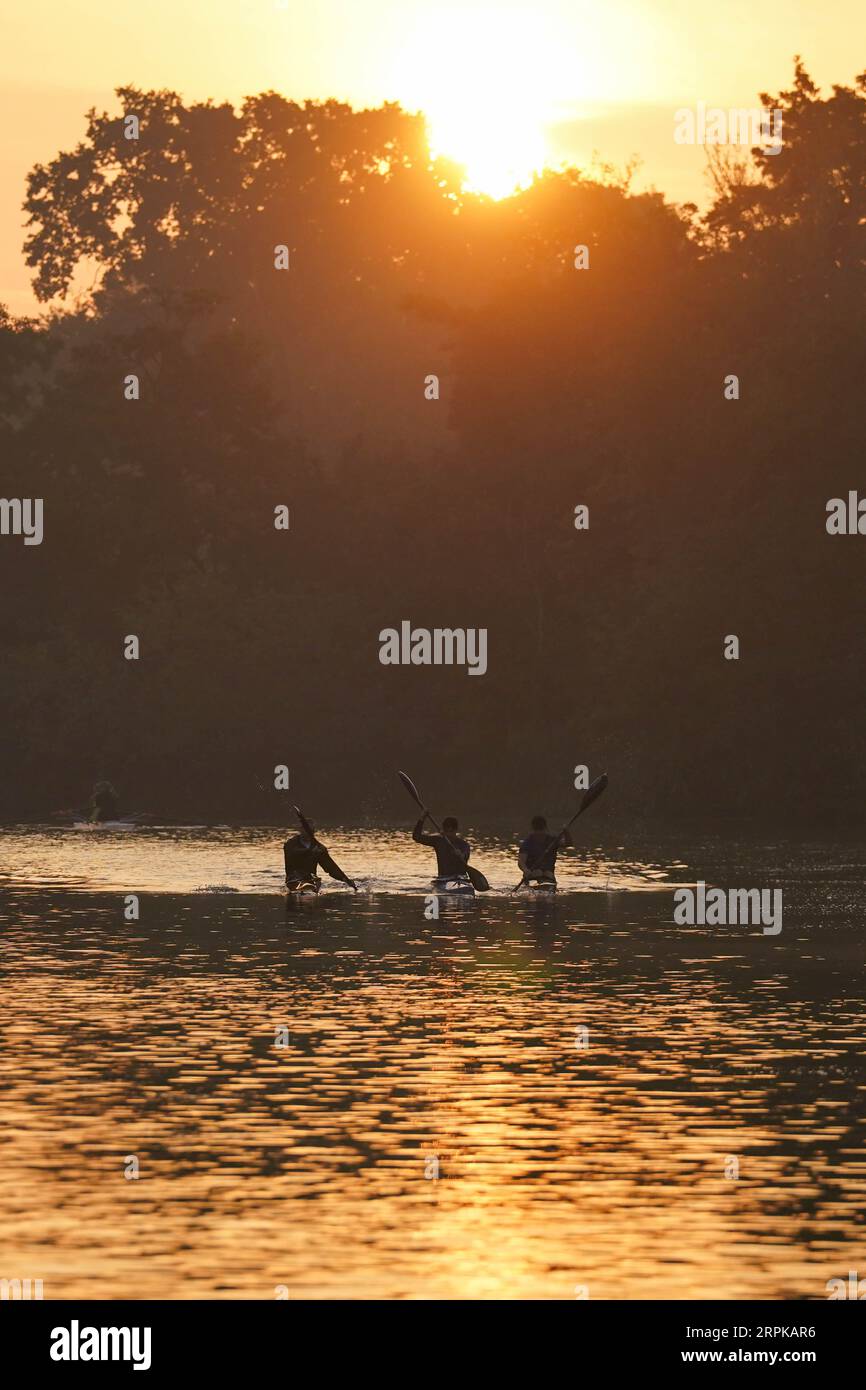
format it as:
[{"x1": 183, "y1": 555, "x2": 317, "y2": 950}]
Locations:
[
  {"x1": 523, "y1": 876, "x2": 557, "y2": 894},
  {"x1": 431, "y1": 875, "x2": 475, "y2": 897},
  {"x1": 285, "y1": 879, "x2": 321, "y2": 897}
]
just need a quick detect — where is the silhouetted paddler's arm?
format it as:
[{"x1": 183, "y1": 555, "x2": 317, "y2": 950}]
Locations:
[
  {"x1": 413, "y1": 816, "x2": 437, "y2": 847},
  {"x1": 317, "y1": 846, "x2": 354, "y2": 887}
]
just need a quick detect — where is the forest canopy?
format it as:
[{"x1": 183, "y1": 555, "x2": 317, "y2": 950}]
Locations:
[{"x1": 2, "y1": 62, "x2": 865, "y2": 831}]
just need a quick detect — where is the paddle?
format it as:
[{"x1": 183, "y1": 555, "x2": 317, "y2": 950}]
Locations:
[
  {"x1": 514, "y1": 773, "x2": 609, "y2": 891},
  {"x1": 293, "y1": 804, "x2": 356, "y2": 890},
  {"x1": 397, "y1": 771, "x2": 490, "y2": 892}
]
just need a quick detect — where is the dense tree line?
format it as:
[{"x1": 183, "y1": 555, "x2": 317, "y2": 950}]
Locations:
[{"x1": 1, "y1": 63, "x2": 864, "y2": 832}]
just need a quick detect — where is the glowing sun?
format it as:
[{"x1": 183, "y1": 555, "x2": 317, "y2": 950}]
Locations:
[{"x1": 395, "y1": 7, "x2": 575, "y2": 198}]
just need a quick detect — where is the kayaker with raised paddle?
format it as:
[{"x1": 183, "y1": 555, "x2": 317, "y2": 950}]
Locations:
[
  {"x1": 517, "y1": 815, "x2": 573, "y2": 888},
  {"x1": 398, "y1": 772, "x2": 490, "y2": 892},
  {"x1": 284, "y1": 817, "x2": 356, "y2": 892},
  {"x1": 512, "y1": 775, "x2": 608, "y2": 892},
  {"x1": 413, "y1": 812, "x2": 472, "y2": 880}
]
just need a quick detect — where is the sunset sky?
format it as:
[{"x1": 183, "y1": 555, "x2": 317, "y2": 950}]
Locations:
[{"x1": 2, "y1": 0, "x2": 864, "y2": 312}]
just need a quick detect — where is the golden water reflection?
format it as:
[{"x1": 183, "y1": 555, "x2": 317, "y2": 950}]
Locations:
[{"x1": 0, "y1": 833, "x2": 863, "y2": 1299}]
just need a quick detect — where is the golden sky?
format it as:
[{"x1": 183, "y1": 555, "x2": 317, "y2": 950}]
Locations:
[{"x1": 2, "y1": 0, "x2": 865, "y2": 312}]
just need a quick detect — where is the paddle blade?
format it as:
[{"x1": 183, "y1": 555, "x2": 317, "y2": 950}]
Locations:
[
  {"x1": 466, "y1": 864, "x2": 490, "y2": 892},
  {"x1": 397, "y1": 770, "x2": 425, "y2": 809},
  {"x1": 557, "y1": 774, "x2": 609, "y2": 841},
  {"x1": 582, "y1": 772, "x2": 608, "y2": 808},
  {"x1": 293, "y1": 804, "x2": 317, "y2": 842},
  {"x1": 576, "y1": 773, "x2": 608, "y2": 819}
]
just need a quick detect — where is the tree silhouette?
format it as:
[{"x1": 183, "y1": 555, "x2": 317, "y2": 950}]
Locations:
[{"x1": 3, "y1": 65, "x2": 864, "y2": 829}]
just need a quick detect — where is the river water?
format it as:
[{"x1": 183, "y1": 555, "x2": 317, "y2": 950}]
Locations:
[{"x1": 0, "y1": 826, "x2": 863, "y2": 1299}]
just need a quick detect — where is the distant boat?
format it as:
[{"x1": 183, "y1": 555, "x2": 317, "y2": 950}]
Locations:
[{"x1": 71, "y1": 818, "x2": 140, "y2": 830}]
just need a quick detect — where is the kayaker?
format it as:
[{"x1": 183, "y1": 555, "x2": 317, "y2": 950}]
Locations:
[
  {"x1": 517, "y1": 815, "x2": 573, "y2": 887},
  {"x1": 88, "y1": 780, "x2": 120, "y2": 823},
  {"x1": 283, "y1": 822, "x2": 356, "y2": 891},
  {"x1": 413, "y1": 813, "x2": 472, "y2": 878}
]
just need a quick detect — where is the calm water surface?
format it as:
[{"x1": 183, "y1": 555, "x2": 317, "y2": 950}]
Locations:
[{"x1": 0, "y1": 826, "x2": 863, "y2": 1299}]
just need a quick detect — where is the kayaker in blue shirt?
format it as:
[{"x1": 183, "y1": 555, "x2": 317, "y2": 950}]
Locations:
[
  {"x1": 413, "y1": 814, "x2": 471, "y2": 878},
  {"x1": 518, "y1": 816, "x2": 573, "y2": 885}
]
